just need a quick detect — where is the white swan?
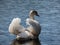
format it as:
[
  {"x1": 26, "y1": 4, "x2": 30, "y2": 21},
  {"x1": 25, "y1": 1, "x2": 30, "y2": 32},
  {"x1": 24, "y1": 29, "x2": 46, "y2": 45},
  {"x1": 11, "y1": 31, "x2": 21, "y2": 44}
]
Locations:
[{"x1": 9, "y1": 10, "x2": 41, "y2": 40}]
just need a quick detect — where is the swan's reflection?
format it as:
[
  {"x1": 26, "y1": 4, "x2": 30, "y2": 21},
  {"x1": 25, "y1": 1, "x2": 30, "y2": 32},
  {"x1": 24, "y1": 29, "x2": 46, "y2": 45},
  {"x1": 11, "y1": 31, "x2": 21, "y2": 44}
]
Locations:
[{"x1": 11, "y1": 38, "x2": 41, "y2": 45}]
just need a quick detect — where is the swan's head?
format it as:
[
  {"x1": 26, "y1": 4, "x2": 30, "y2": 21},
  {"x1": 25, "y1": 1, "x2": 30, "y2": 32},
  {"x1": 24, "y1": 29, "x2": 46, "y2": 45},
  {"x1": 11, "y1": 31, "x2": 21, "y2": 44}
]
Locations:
[{"x1": 29, "y1": 10, "x2": 39, "y2": 19}]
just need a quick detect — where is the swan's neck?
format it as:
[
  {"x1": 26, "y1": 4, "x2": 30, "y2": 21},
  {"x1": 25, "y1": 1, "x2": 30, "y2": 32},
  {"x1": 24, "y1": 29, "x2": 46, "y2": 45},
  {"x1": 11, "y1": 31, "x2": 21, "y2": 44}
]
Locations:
[{"x1": 29, "y1": 14, "x2": 34, "y2": 20}]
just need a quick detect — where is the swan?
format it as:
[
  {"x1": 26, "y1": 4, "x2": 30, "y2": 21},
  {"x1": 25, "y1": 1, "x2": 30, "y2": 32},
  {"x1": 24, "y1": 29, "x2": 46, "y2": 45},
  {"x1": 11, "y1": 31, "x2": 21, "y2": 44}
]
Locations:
[{"x1": 9, "y1": 10, "x2": 41, "y2": 40}]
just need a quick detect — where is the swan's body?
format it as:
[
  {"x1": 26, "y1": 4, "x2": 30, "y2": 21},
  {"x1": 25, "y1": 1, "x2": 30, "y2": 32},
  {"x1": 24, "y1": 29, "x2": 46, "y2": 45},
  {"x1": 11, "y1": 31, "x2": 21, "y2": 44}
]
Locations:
[{"x1": 9, "y1": 10, "x2": 41, "y2": 39}]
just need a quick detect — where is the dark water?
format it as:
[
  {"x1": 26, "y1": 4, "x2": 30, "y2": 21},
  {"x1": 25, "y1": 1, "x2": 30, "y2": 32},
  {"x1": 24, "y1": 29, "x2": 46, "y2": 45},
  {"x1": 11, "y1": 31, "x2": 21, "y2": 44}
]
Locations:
[
  {"x1": 0, "y1": 0, "x2": 60, "y2": 45},
  {"x1": 11, "y1": 39, "x2": 41, "y2": 45}
]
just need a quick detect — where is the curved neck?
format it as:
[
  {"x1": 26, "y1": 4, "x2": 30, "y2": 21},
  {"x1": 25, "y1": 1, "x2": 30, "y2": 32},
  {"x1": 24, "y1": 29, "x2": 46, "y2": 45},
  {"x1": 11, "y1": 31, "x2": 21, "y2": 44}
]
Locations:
[{"x1": 29, "y1": 14, "x2": 34, "y2": 20}]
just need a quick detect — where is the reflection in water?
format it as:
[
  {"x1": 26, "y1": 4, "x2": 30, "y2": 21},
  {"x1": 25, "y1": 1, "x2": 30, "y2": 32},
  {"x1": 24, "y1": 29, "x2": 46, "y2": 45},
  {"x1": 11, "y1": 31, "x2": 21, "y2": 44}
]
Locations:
[{"x1": 11, "y1": 38, "x2": 41, "y2": 45}]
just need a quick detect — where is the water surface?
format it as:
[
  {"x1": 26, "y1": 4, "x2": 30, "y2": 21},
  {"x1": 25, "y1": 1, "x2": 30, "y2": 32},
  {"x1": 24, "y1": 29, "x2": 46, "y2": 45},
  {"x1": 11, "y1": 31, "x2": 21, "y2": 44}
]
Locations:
[{"x1": 0, "y1": 0, "x2": 60, "y2": 45}]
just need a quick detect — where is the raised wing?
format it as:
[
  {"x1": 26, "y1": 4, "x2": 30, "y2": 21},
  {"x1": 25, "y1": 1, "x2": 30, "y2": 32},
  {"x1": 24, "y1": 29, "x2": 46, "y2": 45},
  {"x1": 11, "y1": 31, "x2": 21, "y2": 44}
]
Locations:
[
  {"x1": 26, "y1": 18, "x2": 41, "y2": 36},
  {"x1": 9, "y1": 18, "x2": 25, "y2": 35}
]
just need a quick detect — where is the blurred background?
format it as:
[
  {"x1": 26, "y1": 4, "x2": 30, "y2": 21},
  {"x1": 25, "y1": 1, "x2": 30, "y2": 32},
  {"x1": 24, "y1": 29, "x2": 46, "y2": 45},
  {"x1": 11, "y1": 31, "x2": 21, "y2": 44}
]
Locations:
[{"x1": 0, "y1": 0, "x2": 60, "y2": 45}]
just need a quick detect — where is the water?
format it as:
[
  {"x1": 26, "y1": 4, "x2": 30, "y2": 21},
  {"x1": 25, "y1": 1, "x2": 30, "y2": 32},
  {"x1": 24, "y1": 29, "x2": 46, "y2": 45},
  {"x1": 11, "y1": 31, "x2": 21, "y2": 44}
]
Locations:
[
  {"x1": 0, "y1": 0, "x2": 60, "y2": 45},
  {"x1": 11, "y1": 39, "x2": 41, "y2": 45}
]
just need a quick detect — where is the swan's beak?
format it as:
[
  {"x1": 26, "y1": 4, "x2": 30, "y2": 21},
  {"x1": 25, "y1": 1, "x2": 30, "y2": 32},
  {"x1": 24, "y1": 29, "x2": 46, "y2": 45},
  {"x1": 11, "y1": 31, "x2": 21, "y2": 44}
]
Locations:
[{"x1": 36, "y1": 15, "x2": 40, "y2": 17}]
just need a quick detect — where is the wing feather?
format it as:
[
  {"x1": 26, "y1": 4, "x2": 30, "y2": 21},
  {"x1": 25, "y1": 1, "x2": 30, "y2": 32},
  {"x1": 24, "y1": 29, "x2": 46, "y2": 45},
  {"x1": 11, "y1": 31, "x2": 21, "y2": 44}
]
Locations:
[{"x1": 9, "y1": 18, "x2": 25, "y2": 35}]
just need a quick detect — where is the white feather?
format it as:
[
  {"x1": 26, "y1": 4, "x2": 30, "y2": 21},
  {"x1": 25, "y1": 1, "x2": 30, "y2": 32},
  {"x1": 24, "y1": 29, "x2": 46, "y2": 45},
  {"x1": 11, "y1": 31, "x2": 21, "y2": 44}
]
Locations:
[{"x1": 9, "y1": 18, "x2": 25, "y2": 35}]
